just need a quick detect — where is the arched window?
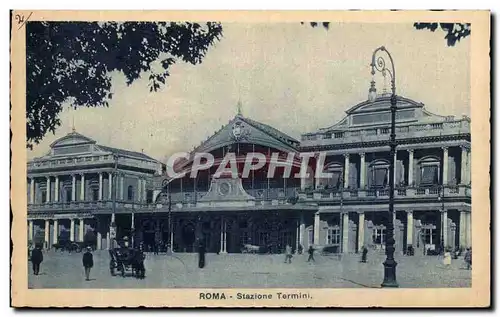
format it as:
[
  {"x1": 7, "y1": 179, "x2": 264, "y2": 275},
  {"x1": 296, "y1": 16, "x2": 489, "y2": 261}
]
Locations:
[
  {"x1": 318, "y1": 162, "x2": 343, "y2": 190},
  {"x1": 127, "y1": 185, "x2": 134, "y2": 201},
  {"x1": 418, "y1": 156, "x2": 440, "y2": 186},
  {"x1": 369, "y1": 159, "x2": 389, "y2": 188}
]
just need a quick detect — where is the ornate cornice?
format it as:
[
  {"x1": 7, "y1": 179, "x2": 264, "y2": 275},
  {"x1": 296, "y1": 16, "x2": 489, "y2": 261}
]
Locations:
[{"x1": 299, "y1": 134, "x2": 471, "y2": 152}]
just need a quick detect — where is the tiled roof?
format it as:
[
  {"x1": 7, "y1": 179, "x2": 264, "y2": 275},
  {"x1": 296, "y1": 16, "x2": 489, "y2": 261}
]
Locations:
[
  {"x1": 98, "y1": 145, "x2": 158, "y2": 162},
  {"x1": 240, "y1": 116, "x2": 299, "y2": 146}
]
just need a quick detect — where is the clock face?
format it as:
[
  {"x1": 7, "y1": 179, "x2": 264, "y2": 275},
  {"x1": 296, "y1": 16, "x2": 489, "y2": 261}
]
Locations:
[{"x1": 219, "y1": 182, "x2": 231, "y2": 196}]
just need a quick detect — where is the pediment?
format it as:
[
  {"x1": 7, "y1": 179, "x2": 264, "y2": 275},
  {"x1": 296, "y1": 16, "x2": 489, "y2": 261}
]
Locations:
[
  {"x1": 319, "y1": 95, "x2": 450, "y2": 132},
  {"x1": 50, "y1": 131, "x2": 96, "y2": 148},
  {"x1": 195, "y1": 115, "x2": 298, "y2": 154}
]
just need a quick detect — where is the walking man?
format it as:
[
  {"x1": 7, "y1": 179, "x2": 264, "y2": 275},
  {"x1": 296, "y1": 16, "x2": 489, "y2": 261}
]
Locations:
[
  {"x1": 198, "y1": 239, "x2": 206, "y2": 269},
  {"x1": 307, "y1": 246, "x2": 315, "y2": 262},
  {"x1": 360, "y1": 245, "x2": 368, "y2": 263},
  {"x1": 30, "y1": 244, "x2": 43, "y2": 275},
  {"x1": 82, "y1": 246, "x2": 94, "y2": 281},
  {"x1": 464, "y1": 247, "x2": 472, "y2": 270},
  {"x1": 284, "y1": 244, "x2": 292, "y2": 264}
]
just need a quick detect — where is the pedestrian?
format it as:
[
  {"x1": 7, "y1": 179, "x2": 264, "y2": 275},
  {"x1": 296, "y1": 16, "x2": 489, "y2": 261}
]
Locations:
[
  {"x1": 360, "y1": 245, "x2": 368, "y2": 263},
  {"x1": 284, "y1": 244, "x2": 292, "y2": 264},
  {"x1": 198, "y1": 240, "x2": 206, "y2": 269},
  {"x1": 297, "y1": 244, "x2": 303, "y2": 255},
  {"x1": 82, "y1": 246, "x2": 94, "y2": 281},
  {"x1": 307, "y1": 246, "x2": 315, "y2": 262},
  {"x1": 464, "y1": 247, "x2": 472, "y2": 270},
  {"x1": 30, "y1": 244, "x2": 43, "y2": 275},
  {"x1": 443, "y1": 249, "x2": 452, "y2": 268}
]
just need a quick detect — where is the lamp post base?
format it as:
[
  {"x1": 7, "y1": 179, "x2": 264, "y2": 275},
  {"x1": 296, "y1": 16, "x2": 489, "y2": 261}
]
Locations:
[{"x1": 381, "y1": 259, "x2": 399, "y2": 288}]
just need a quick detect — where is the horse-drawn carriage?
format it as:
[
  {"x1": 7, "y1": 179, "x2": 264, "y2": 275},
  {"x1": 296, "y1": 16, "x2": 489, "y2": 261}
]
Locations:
[
  {"x1": 109, "y1": 247, "x2": 146, "y2": 278},
  {"x1": 52, "y1": 240, "x2": 85, "y2": 253}
]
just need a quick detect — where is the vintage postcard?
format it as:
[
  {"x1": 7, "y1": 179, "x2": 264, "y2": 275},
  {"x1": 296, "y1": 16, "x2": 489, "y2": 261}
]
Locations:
[{"x1": 11, "y1": 10, "x2": 490, "y2": 307}]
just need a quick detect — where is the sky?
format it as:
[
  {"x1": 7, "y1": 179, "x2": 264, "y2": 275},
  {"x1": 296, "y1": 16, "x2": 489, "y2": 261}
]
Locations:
[{"x1": 27, "y1": 22, "x2": 471, "y2": 162}]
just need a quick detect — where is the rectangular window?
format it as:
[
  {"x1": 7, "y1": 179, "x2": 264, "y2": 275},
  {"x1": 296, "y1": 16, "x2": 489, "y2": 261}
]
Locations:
[
  {"x1": 373, "y1": 168, "x2": 388, "y2": 188},
  {"x1": 92, "y1": 188, "x2": 99, "y2": 201},
  {"x1": 41, "y1": 191, "x2": 47, "y2": 203},
  {"x1": 240, "y1": 231, "x2": 249, "y2": 245},
  {"x1": 326, "y1": 227, "x2": 341, "y2": 245},
  {"x1": 421, "y1": 165, "x2": 439, "y2": 185},
  {"x1": 308, "y1": 229, "x2": 314, "y2": 245},
  {"x1": 65, "y1": 188, "x2": 72, "y2": 202},
  {"x1": 422, "y1": 227, "x2": 437, "y2": 245},
  {"x1": 146, "y1": 190, "x2": 153, "y2": 203},
  {"x1": 372, "y1": 227, "x2": 386, "y2": 245}
]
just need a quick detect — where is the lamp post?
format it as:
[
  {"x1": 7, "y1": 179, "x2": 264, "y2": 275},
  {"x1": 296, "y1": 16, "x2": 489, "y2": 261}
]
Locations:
[
  {"x1": 438, "y1": 185, "x2": 445, "y2": 255},
  {"x1": 368, "y1": 46, "x2": 399, "y2": 288},
  {"x1": 162, "y1": 178, "x2": 173, "y2": 254},
  {"x1": 110, "y1": 154, "x2": 118, "y2": 249}
]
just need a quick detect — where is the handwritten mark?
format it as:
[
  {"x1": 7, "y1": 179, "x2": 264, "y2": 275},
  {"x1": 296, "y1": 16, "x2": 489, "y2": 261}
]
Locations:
[{"x1": 15, "y1": 12, "x2": 32, "y2": 30}]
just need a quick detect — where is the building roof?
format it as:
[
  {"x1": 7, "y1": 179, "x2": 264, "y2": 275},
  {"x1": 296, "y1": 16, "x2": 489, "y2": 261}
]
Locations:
[
  {"x1": 97, "y1": 145, "x2": 158, "y2": 162},
  {"x1": 239, "y1": 115, "x2": 299, "y2": 145}
]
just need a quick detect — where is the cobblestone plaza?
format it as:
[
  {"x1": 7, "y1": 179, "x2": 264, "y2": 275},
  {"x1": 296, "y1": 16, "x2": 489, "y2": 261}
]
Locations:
[{"x1": 28, "y1": 251, "x2": 471, "y2": 289}]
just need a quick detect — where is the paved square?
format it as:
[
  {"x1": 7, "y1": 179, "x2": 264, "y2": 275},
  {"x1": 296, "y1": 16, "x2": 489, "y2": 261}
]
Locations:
[{"x1": 28, "y1": 250, "x2": 471, "y2": 289}]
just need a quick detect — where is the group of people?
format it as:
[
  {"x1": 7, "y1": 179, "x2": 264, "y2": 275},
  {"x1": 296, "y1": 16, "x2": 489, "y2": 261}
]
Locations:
[
  {"x1": 443, "y1": 247, "x2": 472, "y2": 269},
  {"x1": 29, "y1": 244, "x2": 95, "y2": 280},
  {"x1": 283, "y1": 244, "x2": 317, "y2": 264}
]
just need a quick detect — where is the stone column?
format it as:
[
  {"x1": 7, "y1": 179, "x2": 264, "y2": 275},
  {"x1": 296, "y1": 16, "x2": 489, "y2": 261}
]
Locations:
[
  {"x1": 79, "y1": 219, "x2": 85, "y2": 241},
  {"x1": 46, "y1": 176, "x2": 51, "y2": 202},
  {"x1": 460, "y1": 146, "x2": 467, "y2": 185},
  {"x1": 300, "y1": 176, "x2": 306, "y2": 191},
  {"x1": 466, "y1": 212, "x2": 471, "y2": 247},
  {"x1": 108, "y1": 172, "x2": 113, "y2": 200},
  {"x1": 143, "y1": 179, "x2": 147, "y2": 202},
  {"x1": 44, "y1": 219, "x2": 50, "y2": 249},
  {"x1": 459, "y1": 211, "x2": 467, "y2": 248},
  {"x1": 170, "y1": 221, "x2": 175, "y2": 253},
  {"x1": 28, "y1": 220, "x2": 33, "y2": 241},
  {"x1": 314, "y1": 212, "x2": 320, "y2": 245},
  {"x1": 53, "y1": 219, "x2": 58, "y2": 245},
  {"x1": 358, "y1": 212, "x2": 365, "y2": 251},
  {"x1": 137, "y1": 178, "x2": 142, "y2": 202},
  {"x1": 407, "y1": 211, "x2": 413, "y2": 246},
  {"x1": 120, "y1": 175, "x2": 124, "y2": 200},
  {"x1": 131, "y1": 213, "x2": 135, "y2": 246},
  {"x1": 98, "y1": 172, "x2": 103, "y2": 200},
  {"x1": 220, "y1": 216, "x2": 227, "y2": 253},
  {"x1": 80, "y1": 173, "x2": 85, "y2": 201},
  {"x1": 441, "y1": 209, "x2": 448, "y2": 248},
  {"x1": 97, "y1": 231, "x2": 102, "y2": 250},
  {"x1": 70, "y1": 218, "x2": 75, "y2": 242},
  {"x1": 442, "y1": 147, "x2": 449, "y2": 185},
  {"x1": 408, "y1": 150, "x2": 414, "y2": 186},
  {"x1": 467, "y1": 150, "x2": 471, "y2": 184},
  {"x1": 342, "y1": 212, "x2": 349, "y2": 253},
  {"x1": 360, "y1": 153, "x2": 366, "y2": 188},
  {"x1": 71, "y1": 174, "x2": 76, "y2": 201},
  {"x1": 344, "y1": 154, "x2": 350, "y2": 188},
  {"x1": 54, "y1": 176, "x2": 59, "y2": 202},
  {"x1": 299, "y1": 214, "x2": 305, "y2": 246},
  {"x1": 30, "y1": 178, "x2": 35, "y2": 204}
]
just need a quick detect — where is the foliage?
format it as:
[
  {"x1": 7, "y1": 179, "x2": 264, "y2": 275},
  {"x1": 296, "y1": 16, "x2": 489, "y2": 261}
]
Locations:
[
  {"x1": 302, "y1": 21, "x2": 471, "y2": 47},
  {"x1": 413, "y1": 23, "x2": 471, "y2": 46},
  {"x1": 26, "y1": 22, "x2": 223, "y2": 148},
  {"x1": 300, "y1": 22, "x2": 330, "y2": 30}
]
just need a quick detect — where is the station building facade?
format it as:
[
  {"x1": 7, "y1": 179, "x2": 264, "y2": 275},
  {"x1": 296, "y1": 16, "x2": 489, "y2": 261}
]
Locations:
[{"x1": 27, "y1": 94, "x2": 471, "y2": 254}]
